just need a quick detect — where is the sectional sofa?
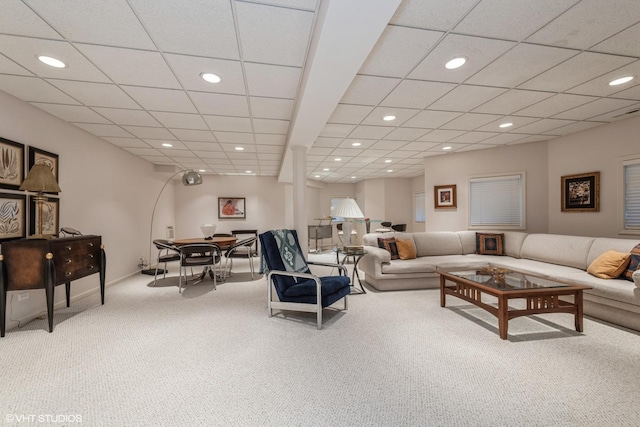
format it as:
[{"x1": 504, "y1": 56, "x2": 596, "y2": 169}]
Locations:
[{"x1": 359, "y1": 231, "x2": 640, "y2": 332}]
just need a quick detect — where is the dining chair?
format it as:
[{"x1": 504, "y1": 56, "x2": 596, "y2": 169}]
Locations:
[
  {"x1": 152, "y1": 239, "x2": 180, "y2": 286},
  {"x1": 178, "y1": 243, "x2": 222, "y2": 293},
  {"x1": 223, "y1": 237, "x2": 258, "y2": 279}
]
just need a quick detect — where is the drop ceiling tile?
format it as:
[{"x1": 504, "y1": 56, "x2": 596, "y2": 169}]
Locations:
[
  {"x1": 472, "y1": 89, "x2": 555, "y2": 115},
  {"x1": 514, "y1": 93, "x2": 597, "y2": 117},
  {"x1": 359, "y1": 25, "x2": 443, "y2": 78},
  {"x1": 369, "y1": 140, "x2": 410, "y2": 150},
  {"x1": 408, "y1": 34, "x2": 515, "y2": 83},
  {"x1": 236, "y1": 1, "x2": 313, "y2": 67},
  {"x1": 255, "y1": 134, "x2": 286, "y2": 145},
  {"x1": 314, "y1": 137, "x2": 343, "y2": 148},
  {"x1": 221, "y1": 143, "x2": 257, "y2": 153},
  {"x1": 553, "y1": 98, "x2": 639, "y2": 120},
  {"x1": 591, "y1": 22, "x2": 640, "y2": 56},
  {"x1": 26, "y1": 0, "x2": 155, "y2": 49},
  {"x1": 1, "y1": 0, "x2": 61, "y2": 38},
  {"x1": 76, "y1": 44, "x2": 180, "y2": 88},
  {"x1": 450, "y1": 131, "x2": 499, "y2": 143},
  {"x1": 0, "y1": 75, "x2": 79, "y2": 104},
  {"x1": 390, "y1": 0, "x2": 477, "y2": 31},
  {"x1": 328, "y1": 104, "x2": 375, "y2": 124},
  {"x1": 417, "y1": 129, "x2": 466, "y2": 142},
  {"x1": 31, "y1": 103, "x2": 111, "y2": 123},
  {"x1": 550, "y1": 121, "x2": 607, "y2": 136},
  {"x1": 478, "y1": 133, "x2": 534, "y2": 145},
  {"x1": 380, "y1": 80, "x2": 456, "y2": 109},
  {"x1": 319, "y1": 124, "x2": 356, "y2": 138},
  {"x1": 397, "y1": 141, "x2": 440, "y2": 151},
  {"x1": 250, "y1": 97, "x2": 295, "y2": 120},
  {"x1": 527, "y1": 0, "x2": 640, "y2": 49},
  {"x1": 454, "y1": 0, "x2": 578, "y2": 40},
  {"x1": 170, "y1": 129, "x2": 216, "y2": 142},
  {"x1": 511, "y1": 118, "x2": 575, "y2": 135},
  {"x1": 439, "y1": 113, "x2": 503, "y2": 131},
  {"x1": 184, "y1": 142, "x2": 223, "y2": 152},
  {"x1": 361, "y1": 107, "x2": 420, "y2": 126},
  {"x1": 0, "y1": 54, "x2": 32, "y2": 76},
  {"x1": 104, "y1": 137, "x2": 149, "y2": 148},
  {"x1": 340, "y1": 75, "x2": 401, "y2": 105},
  {"x1": 588, "y1": 103, "x2": 640, "y2": 121},
  {"x1": 466, "y1": 43, "x2": 578, "y2": 88},
  {"x1": 475, "y1": 116, "x2": 541, "y2": 132},
  {"x1": 607, "y1": 83, "x2": 640, "y2": 100},
  {"x1": 129, "y1": 0, "x2": 239, "y2": 59},
  {"x1": 244, "y1": 63, "x2": 301, "y2": 99},
  {"x1": 204, "y1": 116, "x2": 253, "y2": 133},
  {"x1": 255, "y1": 145, "x2": 283, "y2": 154},
  {"x1": 428, "y1": 85, "x2": 507, "y2": 112},
  {"x1": 403, "y1": 110, "x2": 463, "y2": 128},
  {"x1": 454, "y1": 143, "x2": 498, "y2": 153},
  {"x1": 428, "y1": 143, "x2": 468, "y2": 152},
  {"x1": 566, "y1": 60, "x2": 640, "y2": 97},
  {"x1": 214, "y1": 132, "x2": 255, "y2": 144},
  {"x1": 519, "y1": 52, "x2": 634, "y2": 92},
  {"x1": 165, "y1": 54, "x2": 245, "y2": 95},
  {"x1": 73, "y1": 123, "x2": 132, "y2": 137},
  {"x1": 256, "y1": 153, "x2": 281, "y2": 161},
  {"x1": 382, "y1": 128, "x2": 430, "y2": 141},
  {"x1": 124, "y1": 86, "x2": 197, "y2": 113},
  {"x1": 349, "y1": 125, "x2": 394, "y2": 140},
  {"x1": 122, "y1": 126, "x2": 173, "y2": 139},
  {"x1": 159, "y1": 148, "x2": 193, "y2": 158},
  {"x1": 189, "y1": 92, "x2": 249, "y2": 116},
  {"x1": 150, "y1": 112, "x2": 208, "y2": 130},
  {"x1": 49, "y1": 80, "x2": 139, "y2": 108},
  {"x1": 253, "y1": 118, "x2": 289, "y2": 134},
  {"x1": 93, "y1": 108, "x2": 161, "y2": 127}
]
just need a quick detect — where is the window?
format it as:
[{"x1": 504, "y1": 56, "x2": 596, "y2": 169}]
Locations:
[
  {"x1": 469, "y1": 173, "x2": 525, "y2": 229},
  {"x1": 414, "y1": 192, "x2": 425, "y2": 223},
  {"x1": 624, "y1": 159, "x2": 640, "y2": 231}
]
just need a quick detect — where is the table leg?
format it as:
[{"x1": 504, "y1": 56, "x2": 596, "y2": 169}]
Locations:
[
  {"x1": 440, "y1": 275, "x2": 446, "y2": 307},
  {"x1": 498, "y1": 295, "x2": 509, "y2": 340},
  {"x1": 575, "y1": 290, "x2": 584, "y2": 332},
  {"x1": 351, "y1": 255, "x2": 366, "y2": 294}
]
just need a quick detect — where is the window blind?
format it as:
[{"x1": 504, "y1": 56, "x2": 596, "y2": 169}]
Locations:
[
  {"x1": 469, "y1": 174, "x2": 523, "y2": 228},
  {"x1": 624, "y1": 161, "x2": 640, "y2": 230},
  {"x1": 415, "y1": 193, "x2": 425, "y2": 223}
]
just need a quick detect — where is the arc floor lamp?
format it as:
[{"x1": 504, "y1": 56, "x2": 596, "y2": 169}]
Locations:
[{"x1": 141, "y1": 169, "x2": 203, "y2": 275}]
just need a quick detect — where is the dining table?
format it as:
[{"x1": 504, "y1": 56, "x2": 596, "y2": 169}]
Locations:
[{"x1": 171, "y1": 236, "x2": 237, "y2": 283}]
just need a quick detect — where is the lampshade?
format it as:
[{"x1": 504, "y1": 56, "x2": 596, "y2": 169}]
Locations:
[
  {"x1": 334, "y1": 198, "x2": 364, "y2": 219},
  {"x1": 19, "y1": 164, "x2": 61, "y2": 193},
  {"x1": 182, "y1": 170, "x2": 203, "y2": 186}
]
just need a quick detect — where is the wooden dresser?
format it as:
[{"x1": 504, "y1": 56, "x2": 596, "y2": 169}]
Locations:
[{"x1": 0, "y1": 235, "x2": 106, "y2": 337}]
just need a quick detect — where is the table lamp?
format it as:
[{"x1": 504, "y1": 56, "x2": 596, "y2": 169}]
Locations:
[
  {"x1": 19, "y1": 164, "x2": 61, "y2": 238},
  {"x1": 200, "y1": 223, "x2": 217, "y2": 240},
  {"x1": 334, "y1": 197, "x2": 364, "y2": 248}
]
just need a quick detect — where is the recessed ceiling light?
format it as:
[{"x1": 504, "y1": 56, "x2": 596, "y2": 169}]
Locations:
[
  {"x1": 323, "y1": 168, "x2": 329, "y2": 171},
  {"x1": 499, "y1": 122, "x2": 513, "y2": 128},
  {"x1": 383, "y1": 115, "x2": 396, "y2": 121},
  {"x1": 384, "y1": 159, "x2": 392, "y2": 163},
  {"x1": 609, "y1": 76, "x2": 634, "y2": 86},
  {"x1": 201, "y1": 72, "x2": 221, "y2": 83},
  {"x1": 161, "y1": 143, "x2": 173, "y2": 147},
  {"x1": 442, "y1": 146, "x2": 452, "y2": 150},
  {"x1": 198, "y1": 169, "x2": 206, "y2": 173},
  {"x1": 314, "y1": 175, "x2": 320, "y2": 178},
  {"x1": 38, "y1": 55, "x2": 66, "y2": 68},
  {"x1": 245, "y1": 170, "x2": 252, "y2": 174},
  {"x1": 387, "y1": 169, "x2": 393, "y2": 173},
  {"x1": 351, "y1": 176, "x2": 357, "y2": 179},
  {"x1": 334, "y1": 158, "x2": 342, "y2": 161},
  {"x1": 351, "y1": 142, "x2": 361, "y2": 147},
  {"x1": 445, "y1": 57, "x2": 466, "y2": 70},
  {"x1": 235, "y1": 146, "x2": 244, "y2": 151}
]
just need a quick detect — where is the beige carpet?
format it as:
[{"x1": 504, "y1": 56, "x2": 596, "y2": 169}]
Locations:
[{"x1": 1, "y1": 255, "x2": 640, "y2": 427}]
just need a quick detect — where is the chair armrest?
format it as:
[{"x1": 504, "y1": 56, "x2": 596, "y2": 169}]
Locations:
[
  {"x1": 358, "y1": 245, "x2": 391, "y2": 278},
  {"x1": 266, "y1": 270, "x2": 322, "y2": 298},
  {"x1": 307, "y1": 261, "x2": 348, "y2": 276}
]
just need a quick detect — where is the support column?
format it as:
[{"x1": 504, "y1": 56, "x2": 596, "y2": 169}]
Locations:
[{"x1": 291, "y1": 145, "x2": 308, "y2": 253}]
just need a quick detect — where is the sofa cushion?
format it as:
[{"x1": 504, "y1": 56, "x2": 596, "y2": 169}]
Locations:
[
  {"x1": 520, "y1": 234, "x2": 595, "y2": 270},
  {"x1": 382, "y1": 258, "x2": 437, "y2": 274},
  {"x1": 396, "y1": 238, "x2": 417, "y2": 260},
  {"x1": 587, "y1": 250, "x2": 631, "y2": 279},
  {"x1": 378, "y1": 237, "x2": 399, "y2": 260},
  {"x1": 634, "y1": 270, "x2": 640, "y2": 288},
  {"x1": 587, "y1": 238, "x2": 640, "y2": 265},
  {"x1": 623, "y1": 244, "x2": 640, "y2": 281},
  {"x1": 413, "y1": 232, "x2": 463, "y2": 257},
  {"x1": 476, "y1": 232, "x2": 505, "y2": 255}
]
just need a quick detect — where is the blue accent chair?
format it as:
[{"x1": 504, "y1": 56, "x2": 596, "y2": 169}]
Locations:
[{"x1": 259, "y1": 230, "x2": 350, "y2": 329}]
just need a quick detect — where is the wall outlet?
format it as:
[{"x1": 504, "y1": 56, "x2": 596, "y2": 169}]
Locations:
[{"x1": 18, "y1": 292, "x2": 29, "y2": 302}]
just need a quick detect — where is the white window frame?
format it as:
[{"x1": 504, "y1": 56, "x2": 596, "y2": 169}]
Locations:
[
  {"x1": 468, "y1": 172, "x2": 526, "y2": 230},
  {"x1": 619, "y1": 155, "x2": 640, "y2": 235},
  {"x1": 414, "y1": 192, "x2": 425, "y2": 223}
]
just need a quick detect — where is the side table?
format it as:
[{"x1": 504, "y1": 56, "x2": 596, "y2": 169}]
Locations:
[{"x1": 336, "y1": 248, "x2": 367, "y2": 294}]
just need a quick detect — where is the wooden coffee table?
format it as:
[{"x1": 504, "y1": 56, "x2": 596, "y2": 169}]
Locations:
[{"x1": 439, "y1": 268, "x2": 591, "y2": 340}]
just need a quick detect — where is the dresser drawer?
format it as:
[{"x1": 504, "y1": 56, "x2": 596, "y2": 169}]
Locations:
[
  {"x1": 54, "y1": 250, "x2": 101, "y2": 282},
  {"x1": 51, "y1": 237, "x2": 101, "y2": 257}
]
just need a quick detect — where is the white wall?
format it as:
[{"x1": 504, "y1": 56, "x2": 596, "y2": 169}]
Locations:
[
  {"x1": 0, "y1": 90, "x2": 170, "y2": 331},
  {"x1": 411, "y1": 175, "x2": 425, "y2": 232},
  {"x1": 548, "y1": 116, "x2": 640, "y2": 238},
  {"x1": 423, "y1": 142, "x2": 549, "y2": 233}
]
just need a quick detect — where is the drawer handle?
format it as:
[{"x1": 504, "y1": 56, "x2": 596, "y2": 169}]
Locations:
[
  {"x1": 88, "y1": 254, "x2": 94, "y2": 258},
  {"x1": 65, "y1": 246, "x2": 72, "y2": 251},
  {"x1": 89, "y1": 243, "x2": 94, "y2": 247},
  {"x1": 88, "y1": 265, "x2": 95, "y2": 270},
  {"x1": 66, "y1": 259, "x2": 72, "y2": 264},
  {"x1": 65, "y1": 271, "x2": 72, "y2": 277}
]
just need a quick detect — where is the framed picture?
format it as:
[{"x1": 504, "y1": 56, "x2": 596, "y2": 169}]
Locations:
[
  {"x1": 28, "y1": 146, "x2": 59, "y2": 194},
  {"x1": 0, "y1": 137, "x2": 25, "y2": 190},
  {"x1": 29, "y1": 195, "x2": 60, "y2": 237},
  {"x1": 434, "y1": 185, "x2": 457, "y2": 209},
  {"x1": 561, "y1": 171, "x2": 600, "y2": 212},
  {"x1": 218, "y1": 197, "x2": 245, "y2": 219},
  {"x1": 0, "y1": 193, "x2": 27, "y2": 242}
]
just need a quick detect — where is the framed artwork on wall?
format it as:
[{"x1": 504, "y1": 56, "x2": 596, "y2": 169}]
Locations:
[
  {"x1": 28, "y1": 146, "x2": 59, "y2": 194},
  {"x1": 218, "y1": 197, "x2": 246, "y2": 219},
  {"x1": 561, "y1": 172, "x2": 600, "y2": 212},
  {"x1": 434, "y1": 184, "x2": 457, "y2": 209},
  {"x1": 0, "y1": 193, "x2": 27, "y2": 242},
  {"x1": 29, "y1": 195, "x2": 60, "y2": 237},
  {"x1": 0, "y1": 137, "x2": 25, "y2": 190}
]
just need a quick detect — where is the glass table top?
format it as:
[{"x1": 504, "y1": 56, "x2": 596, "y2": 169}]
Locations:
[{"x1": 447, "y1": 268, "x2": 571, "y2": 291}]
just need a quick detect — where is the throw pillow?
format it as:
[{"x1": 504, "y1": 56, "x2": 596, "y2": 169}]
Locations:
[
  {"x1": 377, "y1": 237, "x2": 399, "y2": 260},
  {"x1": 587, "y1": 250, "x2": 631, "y2": 279},
  {"x1": 476, "y1": 233, "x2": 505, "y2": 256},
  {"x1": 622, "y1": 243, "x2": 640, "y2": 281},
  {"x1": 396, "y1": 238, "x2": 417, "y2": 260}
]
